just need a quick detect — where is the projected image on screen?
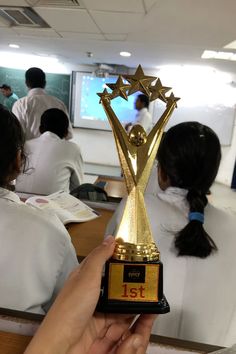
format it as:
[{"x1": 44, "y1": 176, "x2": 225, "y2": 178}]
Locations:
[{"x1": 80, "y1": 75, "x2": 138, "y2": 124}]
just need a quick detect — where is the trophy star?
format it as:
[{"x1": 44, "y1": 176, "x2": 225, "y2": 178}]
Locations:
[
  {"x1": 167, "y1": 92, "x2": 180, "y2": 108},
  {"x1": 97, "y1": 88, "x2": 112, "y2": 103},
  {"x1": 123, "y1": 65, "x2": 156, "y2": 96},
  {"x1": 106, "y1": 75, "x2": 130, "y2": 101},
  {"x1": 149, "y1": 78, "x2": 172, "y2": 103}
]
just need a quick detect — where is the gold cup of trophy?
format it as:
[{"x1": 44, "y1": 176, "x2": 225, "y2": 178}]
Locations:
[{"x1": 96, "y1": 65, "x2": 180, "y2": 314}]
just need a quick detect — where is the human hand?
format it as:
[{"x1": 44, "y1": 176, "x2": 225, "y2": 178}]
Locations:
[{"x1": 25, "y1": 236, "x2": 156, "y2": 354}]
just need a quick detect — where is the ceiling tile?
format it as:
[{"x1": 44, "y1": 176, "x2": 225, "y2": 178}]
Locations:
[
  {"x1": 104, "y1": 33, "x2": 127, "y2": 41},
  {"x1": 35, "y1": 7, "x2": 100, "y2": 33},
  {"x1": 59, "y1": 31, "x2": 104, "y2": 40},
  {"x1": 0, "y1": 0, "x2": 29, "y2": 5},
  {"x1": 90, "y1": 11, "x2": 144, "y2": 34},
  {"x1": 13, "y1": 27, "x2": 61, "y2": 38},
  {"x1": 84, "y1": 0, "x2": 144, "y2": 13},
  {"x1": 143, "y1": 0, "x2": 158, "y2": 12},
  {"x1": 0, "y1": 16, "x2": 8, "y2": 27},
  {"x1": 0, "y1": 27, "x2": 17, "y2": 35}
]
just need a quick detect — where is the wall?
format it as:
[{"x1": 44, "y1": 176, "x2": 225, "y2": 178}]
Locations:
[
  {"x1": 72, "y1": 65, "x2": 236, "y2": 186},
  {"x1": 73, "y1": 128, "x2": 119, "y2": 167},
  {"x1": 1, "y1": 52, "x2": 235, "y2": 185},
  {"x1": 217, "y1": 119, "x2": 236, "y2": 185}
]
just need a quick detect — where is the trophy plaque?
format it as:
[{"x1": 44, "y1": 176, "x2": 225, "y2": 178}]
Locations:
[{"x1": 96, "y1": 65, "x2": 180, "y2": 314}]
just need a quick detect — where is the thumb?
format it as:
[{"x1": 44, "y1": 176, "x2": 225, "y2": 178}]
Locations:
[
  {"x1": 116, "y1": 334, "x2": 146, "y2": 354},
  {"x1": 75, "y1": 235, "x2": 116, "y2": 281}
]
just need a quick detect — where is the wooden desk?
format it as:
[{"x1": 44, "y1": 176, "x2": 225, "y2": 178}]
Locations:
[
  {"x1": 0, "y1": 331, "x2": 32, "y2": 354},
  {"x1": 0, "y1": 330, "x2": 223, "y2": 354},
  {"x1": 96, "y1": 176, "x2": 127, "y2": 200},
  {"x1": 67, "y1": 208, "x2": 114, "y2": 257}
]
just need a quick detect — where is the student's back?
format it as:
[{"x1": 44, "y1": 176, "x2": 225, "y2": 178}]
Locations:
[
  {"x1": 16, "y1": 108, "x2": 83, "y2": 195},
  {"x1": 0, "y1": 105, "x2": 78, "y2": 314},
  {"x1": 107, "y1": 191, "x2": 236, "y2": 346},
  {"x1": 16, "y1": 132, "x2": 83, "y2": 195},
  {"x1": 0, "y1": 188, "x2": 77, "y2": 314},
  {"x1": 106, "y1": 122, "x2": 236, "y2": 346}
]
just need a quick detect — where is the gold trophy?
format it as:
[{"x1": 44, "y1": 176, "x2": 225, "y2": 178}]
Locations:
[{"x1": 96, "y1": 65, "x2": 180, "y2": 313}]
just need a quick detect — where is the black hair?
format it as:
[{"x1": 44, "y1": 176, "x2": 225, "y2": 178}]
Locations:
[
  {"x1": 157, "y1": 122, "x2": 221, "y2": 259},
  {"x1": 40, "y1": 108, "x2": 69, "y2": 139},
  {"x1": 0, "y1": 84, "x2": 11, "y2": 90},
  {"x1": 137, "y1": 94, "x2": 149, "y2": 108},
  {"x1": 25, "y1": 67, "x2": 46, "y2": 89},
  {"x1": 0, "y1": 104, "x2": 26, "y2": 188}
]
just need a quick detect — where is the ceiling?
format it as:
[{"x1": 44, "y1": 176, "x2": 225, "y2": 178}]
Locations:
[{"x1": 0, "y1": 0, "x2": 236, "y2": 72}]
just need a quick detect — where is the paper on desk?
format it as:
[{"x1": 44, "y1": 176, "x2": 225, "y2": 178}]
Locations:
[{"x1": 147, "y1": 343, "x2": 201, "y2": 354}]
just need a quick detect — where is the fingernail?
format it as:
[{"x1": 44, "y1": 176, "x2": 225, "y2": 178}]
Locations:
[
  {"x1": 132, "y1": 337, "x2": 143, "y2": 349},
  {"x1": 103, "y1": 235, "x2": 114, "y2": 246}
]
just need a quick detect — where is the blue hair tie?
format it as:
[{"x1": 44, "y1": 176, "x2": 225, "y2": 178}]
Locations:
[{"x1": 189, "y1": 212, "x2": 204, "y2": 224}]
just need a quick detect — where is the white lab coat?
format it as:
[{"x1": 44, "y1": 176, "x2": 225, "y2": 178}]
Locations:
[
  {"x1": 0, "y1": 188, "x2": 78, "y2": 314},
  {"x1": 106, "y1": 187, "x2": 236, "y2": 346},
  {"x1": 12, "y1": 88, "x2": 73, "y2": 140},
  {"x1": 133, "y1": 107, "x2": 153, "y2": 134},
  {"x1": 16, "y1": 132, "x2": 83, "y2": 195}
]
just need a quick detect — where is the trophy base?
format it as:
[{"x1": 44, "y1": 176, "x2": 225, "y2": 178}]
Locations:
[
  {"x1": 96, "y1": 293, "x2": 170, "y2": 314},
  {"x1": 96, "y1": 259, "x2": 170, "y2": 314}
]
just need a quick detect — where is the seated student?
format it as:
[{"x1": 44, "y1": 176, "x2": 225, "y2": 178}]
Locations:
[
  {"x1": 106, "y1": 122, "x2": 236, "y2": 347},
  {"x1": 16, "y1": 108, "x2": 83, "y2": 195},
  {"x1": 0, "y1": 105, "x2": 78, "y2": 314}
]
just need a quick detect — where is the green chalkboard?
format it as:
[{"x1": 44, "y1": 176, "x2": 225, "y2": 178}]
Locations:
[{"x1": 0, "y1": 67, "x2": 71, "y2": 109}]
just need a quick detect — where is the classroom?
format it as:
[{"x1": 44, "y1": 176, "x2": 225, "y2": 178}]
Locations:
[{"x1": 0, "y1": 1, "x2": 236, "y2": 353}]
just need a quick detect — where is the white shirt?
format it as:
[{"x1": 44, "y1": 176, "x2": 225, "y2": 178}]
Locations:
[
  {"x1": 106, "y1": 187, "x2": 236, "y2": 346},
  {"x1": 12, "y1": 88, "x2": 73, "y2": 140},
  {"x1": 133, "y1": 108, "x2": 153, "y2": 134},
  {"x1": 0, "y1": 188, "x2": 78, "y2": 314},
  {"x1": 16, "y1": 132, "x2": 83, "y2": 195}
]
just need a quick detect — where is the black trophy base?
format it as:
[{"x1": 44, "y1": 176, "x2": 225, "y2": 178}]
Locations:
[
  {"x1": 96, "y1": 259, "x2": 170, "y2": 315},
  {"x1": 96, "y1": 293, "x2": 170, "y2": 314}
]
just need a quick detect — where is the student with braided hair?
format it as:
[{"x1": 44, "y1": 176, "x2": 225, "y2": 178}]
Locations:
[{"x1": 107, "y1": 122, "x2": 236, "y2": 346}]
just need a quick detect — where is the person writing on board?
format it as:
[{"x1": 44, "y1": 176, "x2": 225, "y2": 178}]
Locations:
[
  {"x1": 16, "y1": 108, "x2": 83, "y2": 195},
  {"x1": 0, "y1": 105, "x2": 78, "y2": 314},
  {"x1": 25, "y1": 236, "x2": 155, "y2": 354},
  {"x1": 107, "y1": 122, "x2": 236, "y2": 346},
  {"x1": 12, "y1": 67, "x2": 73, "y2": 140},
  {"x1": 0, "y1": 84, "x2": 19, "y2": 111},
  {"x1": 125, "y1": 94, "x2": 153, "y2": 134}
]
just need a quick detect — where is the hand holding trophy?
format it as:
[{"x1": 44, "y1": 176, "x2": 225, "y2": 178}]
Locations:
[{"x1": 96, "y1": 65, "x2": 180, "y2": 314}]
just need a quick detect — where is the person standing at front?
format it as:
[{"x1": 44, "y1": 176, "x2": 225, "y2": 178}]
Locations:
[
  {"x1": 12, "y1": 67, "x2": 73, "y2": 140},
  {"x1": 125, "y1": 94, "x2": 153, "y2": 134}
]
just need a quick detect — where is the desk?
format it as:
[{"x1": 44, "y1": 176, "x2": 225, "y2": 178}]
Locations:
[
  {"x1": 0, "y1": 330, "x2": 223, "y2": 354},
  {"x1": 67, "y1": 208, "x2": 114, "y2": 257},
  {"x1": 0, "y1": 331, "x2": 32, "y2": 354},
  {"x1": 96, "y1": 176, "x2": 127, "y2": 200}
]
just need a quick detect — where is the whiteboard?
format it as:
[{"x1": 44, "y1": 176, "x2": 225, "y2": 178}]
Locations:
[{"x1": 153, "y1": 102, "x2": 236, "y2": 146}]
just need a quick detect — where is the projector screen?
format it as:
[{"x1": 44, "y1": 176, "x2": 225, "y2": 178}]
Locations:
[{"x1": 72, "y1": 72, "x2": 139, "y2": 130}]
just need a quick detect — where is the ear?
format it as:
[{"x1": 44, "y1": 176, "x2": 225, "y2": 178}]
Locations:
[
  {"x1": 15, "y1": 150, "x2": 22, "y2": 174},
  {"x1": 8, "y1": 150, "x2": 22, "y2": 183},
  {"x1": 157, "y1": 164, "x2": 171, "y2": 190}
]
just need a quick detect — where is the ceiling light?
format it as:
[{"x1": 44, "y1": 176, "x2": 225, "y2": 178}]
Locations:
[
  {"x1": 120, "y1": 51, "x2": 131, "y2": 57},
  {"x1": 224, "y1": 40, "x2": 236, "y2": 50},
  {"x1": 9, "y1": 44, "x2": 20, "y2": 49},
  {"x1": 201, "y1": 50, "x2": 236, "y2": 61}
]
